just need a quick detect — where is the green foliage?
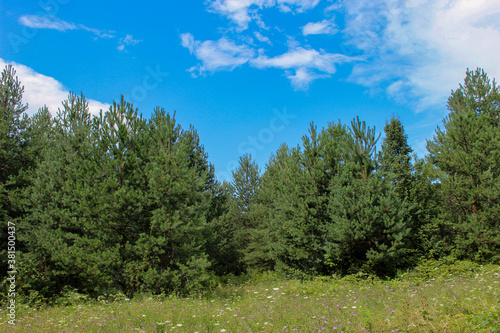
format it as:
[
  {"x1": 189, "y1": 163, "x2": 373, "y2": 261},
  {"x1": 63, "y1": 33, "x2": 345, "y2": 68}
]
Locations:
[
  {"x1": 226, "y1": 154, "x2": 261, "y2": 271},
  {"x1": 427, "y1": 68, "x2": 500, "y2": 262},
  {"x1": 0, "y1": 65, "x2": 28, "y2": 186},
  {"x1": 378, "y1": 116, "x2": 446, "y2": 263},
  {"x1": 379, "y1": 116, "x2": 413, "y2": 199},
  {"x1": 259, "y1": 119, "x2": 412, "y2": 277},
  {"x1": 204, "y1": 180, "x2": 242, "y2": 276},
  {"x1": 326, "y1": 169, "x2": 411, "y2": 276},
  {"x1": 125, "y1": 107, "x2": 214, "y2": 295},
  {"x1": 1, "y1": 64, "x2": 498, "y2": 304},
  {"x1": 21, "y1": 93, "x2": 123, "y2": 298},
  {"x1": 0, "y1": 65, "x2": 29, "y2": 279},
  {"x1": 231, "y1": 154, "x2": 260, "y2": 217},
  {"x1": 326, "y1": 118, "x2": 411, "y2": 276},
  {"x1": 18, "y1": 94, "x2": 217, "y2": 300},
  {"x1": 262, "y1": 122, "x2": 347, "y2": 275},
  {"x1": 407, "y1": 257, "x2": 480, "y2": 281}
]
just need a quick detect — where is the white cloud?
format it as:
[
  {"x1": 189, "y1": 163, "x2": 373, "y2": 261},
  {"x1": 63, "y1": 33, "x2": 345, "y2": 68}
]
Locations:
[
  {"x1": 302, "y1": 19, "x2": 338, "y2": 35},
  {"x1": 207, "y1": 0, "x2": 270, "y2": 31},
  {"x1": 180, "y1": 33, "x2": 255, "y2": 76},
  {"x1": 342, "y1": 0, "x2": 500, "y2": 110},
  {"x1": 207, "y1": 0, "x2": 321, "y2": 30},
  {"x1": 117, "y1": 34, "x2": 142, "y2": 51},
  {"x1": 277, "y1": 0, "x2": 321, "y2": 13},
  {"x1": 19, "y1": 15, "x2": 77, "y2": 31},
  {"x1": 254, "y1": 31, "x2": 272, "y2": 44},
  {"x1": 19, "y1": 14, "x2": 115, "y2": 39},
  {"x1": 180, "y1": 31, "x2": 362, "y2": 89},
  {"x1": 286, "y1": 67, "x2": 330, "y2": 90},
  {"x1": 0, "y1": 58, "x2": 109, "y2": 117},
  {"x1": 251, "y1": 47, "x2": 361, "y2": 89}
]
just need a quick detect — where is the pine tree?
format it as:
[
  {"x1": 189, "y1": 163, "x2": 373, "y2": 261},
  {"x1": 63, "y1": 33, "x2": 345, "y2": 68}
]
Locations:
[
  {"x1": 427, "y1": 68, "x2": 500, "y2": 262},
  {"x1": 228, "y1": 154, "x2": 261, "y2": 270},
  {"x1": 379, "y1": 116, "x2": 413, "y2": 199},
  {"x1": 231, "y1": 154, "x2": 260, "y2": 219},
  {"x1": 0, "y1": 65, "x2": 29, "y2": 287},
  {"x1": 21, "y1": 93, "x2": 123, "y2": 298},
  {"x1": 204, "y1": 180, "x2": 242, "y2": 275},
  {"x1": 262, "y1": 122, "x2": 348, "y2": 275},
  {"x1": 127, "y1": 107, "x2": 214, "y2": 294},
  {"x1": 246, "y1": 144, "x2": 290, "y2": 272},
  {"x1": 0, "y1": 65, "x2": 28, "y2": 222},
  {"x1": 325, "y1": 117, "x2": 411, "y2": 276}
]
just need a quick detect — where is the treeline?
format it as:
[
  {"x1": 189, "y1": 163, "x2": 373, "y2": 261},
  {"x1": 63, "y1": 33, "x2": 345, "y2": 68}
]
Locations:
[{"x1": 1, "y1": 66, "x2": 499, "y2": 302}]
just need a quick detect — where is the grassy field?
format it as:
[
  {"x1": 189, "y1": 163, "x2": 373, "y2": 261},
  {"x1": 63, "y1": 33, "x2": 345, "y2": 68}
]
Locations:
[{"x1": 2, "y1": 262, "x2": 499, "y2": 332}]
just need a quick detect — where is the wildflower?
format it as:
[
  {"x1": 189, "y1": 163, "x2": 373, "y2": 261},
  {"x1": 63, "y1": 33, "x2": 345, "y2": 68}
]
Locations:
[{"x1": 220, "y1": 329, "x2": 227, "y2": 332}]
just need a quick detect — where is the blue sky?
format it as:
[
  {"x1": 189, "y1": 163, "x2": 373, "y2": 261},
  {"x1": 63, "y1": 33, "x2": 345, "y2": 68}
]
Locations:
[{"x1": 1, "y1": 0, "x2": 500, "y2": 181}]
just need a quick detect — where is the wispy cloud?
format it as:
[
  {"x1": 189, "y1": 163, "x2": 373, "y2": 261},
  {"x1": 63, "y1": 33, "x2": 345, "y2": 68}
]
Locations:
[
  {"x1": 254, "y1": 31, "x2": 272, "y2": 44},
  {"x1": 180, "y1": 33, "x2": 255, "y2": 76},
  {"x1": 180, "y1": 32, "x2": 361, "y2": 89},
  {"x1": 277, "y1": 0, "x2": 321, "y2": 13},
  {"x1": 302, "y1": 19, "x2": 338, "y2": 35},
  {"x1": 117, "y1": 34, "x2": 142, "y2": 51},
  {"x1": 0, "y1": 58, "x2": 109, "y2": 117},
  {"x1": 207, "y1": 0, "x2": 321, "y2": 30},
  {"x1": 19, "y1": 15, "x2": 115, "y2": 39},
  {"x1": 251, "y1": 47, "x2": 361, "y2": 89},
  {"x1": 342, "y1": 0, "x2": 500, "y2": 110},
  {"x1": 19, "y1": 15, "x2": 77, "y2": 31}
]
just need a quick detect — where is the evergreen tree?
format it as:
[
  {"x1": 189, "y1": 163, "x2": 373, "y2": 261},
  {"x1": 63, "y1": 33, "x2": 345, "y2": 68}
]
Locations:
[
  {"x1": 262, "y1": 122, "x2": 348, "y2": 275},
  {"x1": 427, "y1": 68, "x2": 500, "y2": 262},
  {"x1": 21, "y1": 93, "x2": 123, "y2": 299},
  {"x1": 379, "y1": 116, "x2": 446, "y2": 261},
  {"x1": 246, "y1": 144, "x2": 290, "y2": 272},
  {"x1": 325, "y1": 117, "x2": 411, "y2": 276},
  {"x1": 409, "y1": 157, "x2": 449, "y2": 258},
  {"x1": 0, "y1": 65, "x2": 28, "y2": 223},
  {"x1": 204, "y1": 180, "x2": 242, "y2": 275},
  {"x1": 227, "y1": 154, "x2": 261, "y2": 270},
  {"x1": 231, "y1": 154, "x2": 260, "y2": 218},
  {"x1": 127, "y1": 107, "x2": 214, "y2": 294},
  {"x1": 0, "y1": 65, "x2": 29, "y2": 288},
  {"x1": 379, "y1": 116, "x2": 413, "y2": 199}
]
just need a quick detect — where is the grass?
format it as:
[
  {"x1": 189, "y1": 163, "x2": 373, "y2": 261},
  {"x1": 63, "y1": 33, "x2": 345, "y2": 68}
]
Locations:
[{"x1": 1, "y1": 263, "x2": 499, "y2": 332}]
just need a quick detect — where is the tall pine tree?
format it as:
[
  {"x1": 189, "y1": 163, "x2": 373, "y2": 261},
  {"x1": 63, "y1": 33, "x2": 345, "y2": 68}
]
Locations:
[
  {"x1": 0, "y1": 65, "x2": 28, "y2": 223},
  {"x1": 379, "y1": 116, "x2": 413, "y2": 199},
  {"x1": 228, "y1": 154, "x2": 261, "y2": 270},
  {"x1": 326, "y1": 117, "x2": 411, "y2": 276},
  {"x1": 427, "y1": 68, "x2": 500, "y2": 262}
]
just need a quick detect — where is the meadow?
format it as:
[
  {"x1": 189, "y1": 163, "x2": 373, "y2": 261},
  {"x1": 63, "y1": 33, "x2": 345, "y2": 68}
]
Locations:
[{"x1": 2, "y1": 261, "x2": 499, "y2": 332}]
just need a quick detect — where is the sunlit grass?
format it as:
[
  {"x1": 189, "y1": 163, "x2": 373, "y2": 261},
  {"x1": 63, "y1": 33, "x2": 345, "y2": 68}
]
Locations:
[{"x1": 2, "y1": 264, "x2": 499, "y2": 332}]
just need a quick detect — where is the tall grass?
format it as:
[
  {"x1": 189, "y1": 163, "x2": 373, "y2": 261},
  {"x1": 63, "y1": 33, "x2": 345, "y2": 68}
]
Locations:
[{"x1": 2, "y1": 261, "x2": 499, "y2": 332}]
